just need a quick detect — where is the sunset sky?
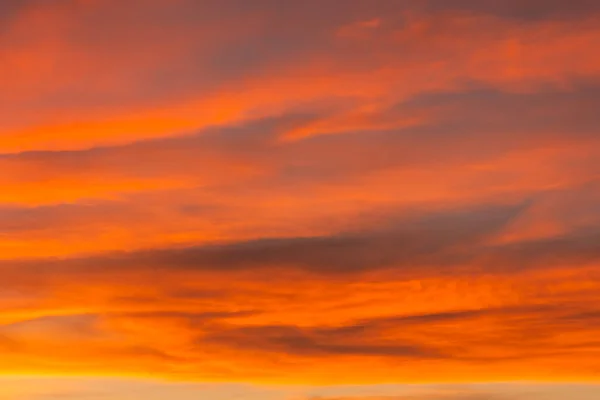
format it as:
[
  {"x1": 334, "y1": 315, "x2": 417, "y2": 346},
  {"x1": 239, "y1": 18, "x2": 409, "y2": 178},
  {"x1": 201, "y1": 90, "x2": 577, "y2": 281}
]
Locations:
[{"x1": 1, "y1": 0, "x2": 600, "y2": 399}]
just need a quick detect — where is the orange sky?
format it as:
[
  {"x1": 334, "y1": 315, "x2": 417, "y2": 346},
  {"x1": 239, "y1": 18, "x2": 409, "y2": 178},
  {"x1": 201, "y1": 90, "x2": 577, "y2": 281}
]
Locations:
[{"x1": 1, "y1": 0, "x2": 600, "y2": 398}]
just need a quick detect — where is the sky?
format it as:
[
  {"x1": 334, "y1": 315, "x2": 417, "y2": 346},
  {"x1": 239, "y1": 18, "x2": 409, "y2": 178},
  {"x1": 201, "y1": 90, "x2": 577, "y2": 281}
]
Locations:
[{"x1": 1, "y1": 0, "x2": 600, "y2": 399}]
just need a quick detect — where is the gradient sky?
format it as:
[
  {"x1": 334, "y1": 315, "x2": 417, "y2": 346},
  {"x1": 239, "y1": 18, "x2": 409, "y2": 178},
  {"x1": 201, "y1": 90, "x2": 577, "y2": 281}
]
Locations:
[{"x1": 1, "y1": 0, "x2": 600, "y2": 399}]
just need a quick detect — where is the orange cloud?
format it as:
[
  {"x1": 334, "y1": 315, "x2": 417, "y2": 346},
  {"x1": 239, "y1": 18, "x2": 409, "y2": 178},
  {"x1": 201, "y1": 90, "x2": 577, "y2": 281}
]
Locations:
[
  {"x1": 0, "y1": 0, "x2": 599, "y2": 391},
  {"x1": 0, "y1": 202, "x2": 599, "y2": 382},
  {"x1": 2, "y1": 1, "x2": 600, "y2": 152}
]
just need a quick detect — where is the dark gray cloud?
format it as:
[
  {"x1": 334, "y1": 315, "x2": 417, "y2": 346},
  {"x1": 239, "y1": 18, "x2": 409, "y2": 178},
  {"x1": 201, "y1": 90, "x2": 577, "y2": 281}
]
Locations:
[
  {"x1": 249, "y1": 302, "x2": 598, "y2": 359},
  {"x1": 325, "y1": 303, "x2": 600, "y2": 337},
  {"x1": 206, "y1": 0, "x2": 600, "y2": 22},
  {"x1": 1, "y1": 198, "x2": 599, "y2": 292},
  {"x1": 51, "y1": 202, "x2": 526, "y2": 274},
  {"x1": 183, "y1": 301, "x2": 600, "y2": 362},
  {"x1": 199, "y1": 323, "x2": 443, "y2": 359},
  {"x1": 397, "y1": 86, "x2": 600, "y2": 140},
  {"x1": 3, "y1": 200, "x2": 600, "y2": 280},
  {"x1": 480, "y1": 226, "x2": 600, "y2": 272},
  {"x1": 416, "y1": 0, "x2": 600, "y2": 21},
  {"x1": 0, "y1": 0, "x2": 30, "y2": 24}
]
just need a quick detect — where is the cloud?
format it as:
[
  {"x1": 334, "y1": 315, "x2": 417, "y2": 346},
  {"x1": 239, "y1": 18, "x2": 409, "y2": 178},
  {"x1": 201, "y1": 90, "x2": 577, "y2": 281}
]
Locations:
[
  {"x1": 3, "y1": 0, "x2": 600, "y2": 152},
  {"x1": 0, "y1": 200, "x2": 598, "y2": 381},
  {"x1": 1, "y1": 0, "x2": 600, "y2": 387},
  {"x1": 0, "y1": 201, "x2": 527, "y2": 275},
  {"x1": 3, "y1": 199, "x2": 599, "y2": 280},
  {"x1": 417, "y1": 0, "x2": 600, "y2": 21},
  {"x1": 200, "y1": 324, "x2": 441, "y2": 359},
  {"x1": 1, "y1": 83, "x2": 599, "y2": 261}
]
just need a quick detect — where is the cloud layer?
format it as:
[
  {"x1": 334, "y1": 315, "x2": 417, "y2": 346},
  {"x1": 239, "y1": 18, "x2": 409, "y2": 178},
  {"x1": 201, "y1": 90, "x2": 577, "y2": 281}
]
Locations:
[{"x1": 0, "y1": 0, "x2": 599, "y2": 388}]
